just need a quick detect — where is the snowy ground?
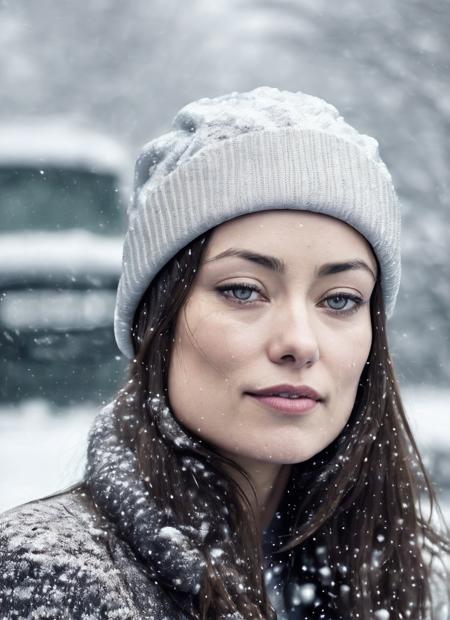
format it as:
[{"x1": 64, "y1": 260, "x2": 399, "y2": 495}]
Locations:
[
  {"x1": 0, "y1": 400, "x2": 94, "y2": 512},
  {"x1": 0, "y1": 387, "x2": 449, "y2": 523}
]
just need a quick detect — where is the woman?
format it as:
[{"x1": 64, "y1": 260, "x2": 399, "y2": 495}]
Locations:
[{"x1": 0, "y1": 87, "x2": 448, "y2": 620}]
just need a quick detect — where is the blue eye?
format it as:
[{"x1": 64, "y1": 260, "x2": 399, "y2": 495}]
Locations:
[
  {"x1": 215, "y1": 285, "x2": 364, "y2": 315},
  {"x1": 327, "y1": 295, "x2": 350, "y2": 310},
  {"x1": 215, "y1": 283, "x2": 263, "y2": 304},
  {"x1": 323, "y1": 294, "x2": 363, "y2": 315}
]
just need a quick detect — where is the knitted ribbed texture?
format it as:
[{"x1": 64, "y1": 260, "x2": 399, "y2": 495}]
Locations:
[{"x1": 115, "y1": 88, "x2": 400, "y2": 359}]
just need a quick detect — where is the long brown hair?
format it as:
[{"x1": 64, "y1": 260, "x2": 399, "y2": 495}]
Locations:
[{"x1": 88, "y1": 228, "x2": 449, "y2": 619}]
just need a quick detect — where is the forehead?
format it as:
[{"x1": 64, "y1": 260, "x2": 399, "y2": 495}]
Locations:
[{"x1": 204, "y1": 210, "x2": 377, "y2": 270}]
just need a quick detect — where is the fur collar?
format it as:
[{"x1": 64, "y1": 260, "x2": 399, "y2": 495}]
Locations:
[{"x1": 85, "y1": 399, "x2": 209, "y2": 597}]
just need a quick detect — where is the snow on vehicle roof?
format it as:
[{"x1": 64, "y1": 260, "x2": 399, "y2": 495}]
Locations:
[
  {"x1": 0, "y1": 121, "x2": 129, "y2": 176},
  {"x1": 0, "y1": 230, "x2": 122, "y2": 277}
]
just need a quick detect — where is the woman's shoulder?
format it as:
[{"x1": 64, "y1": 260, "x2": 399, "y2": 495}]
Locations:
[
  {"x1": 0, "y1": 489, "x2": 141, "y2": 619},
  {"x1": 0, "y1": 488, "x2": 183, "y2": 619},
  {"x1": 0, "y1": 488, "x2": 114, "y2": 571},
  {"x1": 0, "y1": 488, "x2": 117, "y2": 574},
  {"x1": 0, "y1": 487, "x2": 108, "y2": 552}
]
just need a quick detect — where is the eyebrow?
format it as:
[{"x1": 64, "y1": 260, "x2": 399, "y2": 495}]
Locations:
[
  {"x1": 205, "y1": 248, "x2": 285, "y2": 273},
  {"x1": 205, "y1": 248, "x2": 376, "y2": 280},
  {"x1": 317, "y1": 260, "x2": 376, "y2": 280}
]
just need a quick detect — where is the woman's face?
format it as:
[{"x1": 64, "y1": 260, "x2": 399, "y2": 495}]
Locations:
[{"x1": 168, "y1": 210, "x2": 377, "y2": 465}]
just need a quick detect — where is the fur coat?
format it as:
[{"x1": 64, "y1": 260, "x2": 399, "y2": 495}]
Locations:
[{"x1": 0, "y1": 402, "x2": 346, "y2": 619}]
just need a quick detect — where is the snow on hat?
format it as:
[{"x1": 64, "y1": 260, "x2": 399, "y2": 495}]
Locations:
[{"x1": 115, "y1": 87, "x2": 401, "y2": 359}]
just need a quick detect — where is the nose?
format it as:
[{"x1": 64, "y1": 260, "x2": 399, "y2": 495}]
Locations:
[{"x1": 267, "y1": 304, "x2": 320, "y2": 369}]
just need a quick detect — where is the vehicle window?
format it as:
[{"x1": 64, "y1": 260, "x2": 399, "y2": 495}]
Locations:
[{"x1": 0, "y1": 166, "x2": 124, "y2": 235}]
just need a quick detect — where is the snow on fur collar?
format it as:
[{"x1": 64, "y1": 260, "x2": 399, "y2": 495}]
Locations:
[{"x1": 85, "y1": 399, "x2": 211, "y2": 597}]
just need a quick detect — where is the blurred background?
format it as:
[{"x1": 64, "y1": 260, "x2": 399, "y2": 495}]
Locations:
[{"x1": 0, "y1": 0, "x2": 448, "y2": 523}]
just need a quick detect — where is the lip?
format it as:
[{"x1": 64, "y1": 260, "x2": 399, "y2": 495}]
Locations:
[
  {"x1": 245, "y1": 384, "x2": 323, "y2": 400},
  {"x1": 245, "y1": 384, "x2": 323, "y2": 416}
]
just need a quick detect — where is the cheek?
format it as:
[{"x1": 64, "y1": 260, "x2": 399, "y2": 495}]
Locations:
[
  {"x1": 167, "y1": 303, "x2": 257, "y2": 431},
  {"x1": 285, "y1": 322, "x2": 373, "y2": 464},
  {"x1": 328, "y1": 318, "x2": 372, "y2": 405},
  {"x1": 172, "y1": 303, "x2": 259, "y2": 381}
]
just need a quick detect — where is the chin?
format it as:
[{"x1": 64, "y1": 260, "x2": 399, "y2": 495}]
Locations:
[
  {"x1": 237, "y1": 440, "x2": 328, "y2": 466},
  {"x1": 272, "y1": 448, "x2": 325, "y2": 465}
]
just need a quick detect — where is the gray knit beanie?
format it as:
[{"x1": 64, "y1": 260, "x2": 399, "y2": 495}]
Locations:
[{"x1": 115, "y1": 87, "x2": 401, "y2": 359}]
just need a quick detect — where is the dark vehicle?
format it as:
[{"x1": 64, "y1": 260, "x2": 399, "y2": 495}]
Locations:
[{"x1": 0, "y1": 123, "x2": 129, "y2": 405}]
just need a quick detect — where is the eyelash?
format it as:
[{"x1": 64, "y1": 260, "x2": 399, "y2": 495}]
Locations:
[{"x1": 215, "y1": 282, "x2": 365, "y2": 316}]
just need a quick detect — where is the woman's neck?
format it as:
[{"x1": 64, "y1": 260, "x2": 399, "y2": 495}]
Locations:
[
  {"x1": 220, "y1": 454, "x2": 291, "y2": 530},
  {"x1": 257, "y1": 464, "x2": 291, "y2": 530}
]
